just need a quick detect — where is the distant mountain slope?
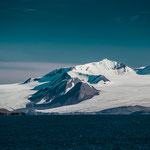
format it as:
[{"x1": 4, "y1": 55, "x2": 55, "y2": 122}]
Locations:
[
  {"x1": 98, "y1": 105, "x2": 150, "y2": 115},
  {"x1": 136, "y1": 66, "x2": 150, "y2": 75},
  {"x1": 0, "y1": 59, "x2": 150, "y2": 114}
]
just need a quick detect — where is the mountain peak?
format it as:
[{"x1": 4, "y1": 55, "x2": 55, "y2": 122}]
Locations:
[
  {"x1": 100, "y1": 58, "x2": 113, "y2": 63},
  {"x1": 98, "y1": 58, "x2": 118, "y2": 68},
  {"x1": 72, "y1": 59, "x2": 135, "y2": 76}
]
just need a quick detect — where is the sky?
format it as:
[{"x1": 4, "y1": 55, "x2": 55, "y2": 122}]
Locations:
[{"x1": 0, "y1": 0, "x2": 150, "y2": 84}]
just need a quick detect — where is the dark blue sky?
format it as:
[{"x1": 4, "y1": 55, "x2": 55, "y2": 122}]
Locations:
[{"x1": 0, "y1": 0, "x2": 150, "y2": 67}]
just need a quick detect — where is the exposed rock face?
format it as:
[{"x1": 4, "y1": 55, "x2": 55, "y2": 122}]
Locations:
[
  {"x1": 39, "y1": 81, "x2": 99, "y2": 108},
  {"x1": 75, "y1": 73, "x2": 110, "y2": 84},
  {"x1": 98, "y1": 105, "x2": 150, "y2": 115},
  {"x1": 29, "y1": 72, "x2": 72, "y2": 103},
  {"x1": 0, "y1": 108, "x2": 25, "y2": 116},
  {"x1": 29, "y1": 77, "x2": 99, "y2": 109},
  {"x1": 22, "y1": 78, "x2": 40, "y2": 84}
]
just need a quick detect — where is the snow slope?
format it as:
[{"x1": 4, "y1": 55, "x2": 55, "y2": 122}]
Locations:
[
  {"x1": 72, "y1": 59, "x2": 135, "y2": 78},
  {"x1": 0, "y1": 59, "x2": 150, "y2": 114},
  {"x1": 0, "y1": 82, "x2": 38, "y2": 110}
]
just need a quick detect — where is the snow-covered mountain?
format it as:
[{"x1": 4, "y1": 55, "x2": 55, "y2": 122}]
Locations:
[
  {"x1": 0, "y1": 58, "x2": 150, "y2": 115},
  {"x1": 72, "y1": 58, "x2": 134, "y2": 77}
]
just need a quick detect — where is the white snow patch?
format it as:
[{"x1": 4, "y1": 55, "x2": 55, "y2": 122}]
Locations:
[
  {"x1": 65, "y1": 82, "x2": 75, "y2": 94},
  {"x1": 36, "y1": 98, "x2": 46, "y2": 104}
]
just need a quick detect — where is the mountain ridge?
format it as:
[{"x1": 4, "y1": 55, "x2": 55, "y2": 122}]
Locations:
[{"x1": 0, "y1": 58, "x2": 150, "y2": 114}]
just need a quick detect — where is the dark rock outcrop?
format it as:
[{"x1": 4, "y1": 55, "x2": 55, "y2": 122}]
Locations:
[
  {"x1": 77, "y1": 73, "x2": 110, "y2": 84},
  {"x1": 22, "y1": 78, "x2": 40, "y2": 84},
  {"x1": 0, "y1": 108, "x2": 25, "y2": 116},
  {"x1": 38, "y1": 81, "x2": 99, "y2": 109},
  {"x1": 97, "y1": 105, "x2": 150, "y2": 115},
  {"x1": 29, "y1": 77, "x2": 99, "y2": 109}
]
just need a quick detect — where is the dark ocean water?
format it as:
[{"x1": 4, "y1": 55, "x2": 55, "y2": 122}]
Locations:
[{"x1": 0, "y1": 115, "x2": 150, "y2": 150}]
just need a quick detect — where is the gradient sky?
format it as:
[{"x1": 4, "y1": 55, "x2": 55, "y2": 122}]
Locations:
[{"x1": 0, "y1": 0, "x2": 150, "y2": 83}]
